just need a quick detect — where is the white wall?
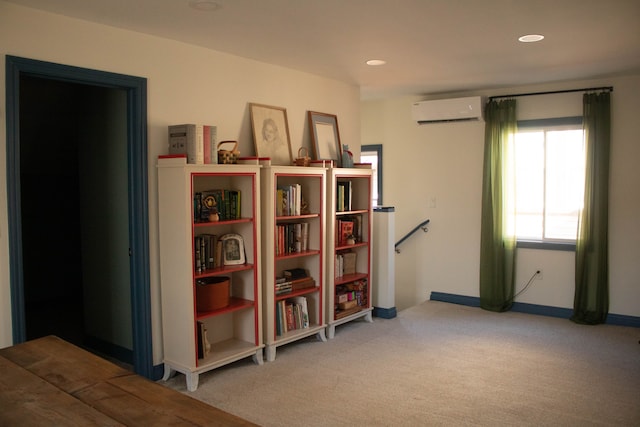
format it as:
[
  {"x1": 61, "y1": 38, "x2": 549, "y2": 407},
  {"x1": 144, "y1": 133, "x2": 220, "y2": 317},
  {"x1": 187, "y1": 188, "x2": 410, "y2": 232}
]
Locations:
[
  {"x1": 362, "y1": 75, "x2": 640, "y2": 317},
  {"x1": 0, "y1": 2, "x2": 360, "y2": 360}
]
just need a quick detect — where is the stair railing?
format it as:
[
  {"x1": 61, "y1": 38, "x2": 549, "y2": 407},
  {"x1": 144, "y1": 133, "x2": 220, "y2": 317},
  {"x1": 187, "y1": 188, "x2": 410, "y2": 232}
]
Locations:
[{"x1": 395, "y1": 219, "x2": 430, "y2": 253}]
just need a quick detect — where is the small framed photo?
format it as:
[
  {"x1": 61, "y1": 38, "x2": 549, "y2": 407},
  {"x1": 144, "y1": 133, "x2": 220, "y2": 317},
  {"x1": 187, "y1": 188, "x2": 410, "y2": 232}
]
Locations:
[
  {"x1": 250, "y1": 103, "x2": 293, "y2": 166},
  {"x1": 220, "y1": 233, "x2": 246, "y2": 266},
  {"x1": 308, "y1": 111, "x2": 343, "y2": 167}
]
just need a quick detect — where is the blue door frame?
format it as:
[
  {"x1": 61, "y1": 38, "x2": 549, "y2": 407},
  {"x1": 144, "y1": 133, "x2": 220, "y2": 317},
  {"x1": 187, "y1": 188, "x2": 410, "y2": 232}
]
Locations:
[{"x1": 5, "y1": 55, "x2": 154, "y2": 379}]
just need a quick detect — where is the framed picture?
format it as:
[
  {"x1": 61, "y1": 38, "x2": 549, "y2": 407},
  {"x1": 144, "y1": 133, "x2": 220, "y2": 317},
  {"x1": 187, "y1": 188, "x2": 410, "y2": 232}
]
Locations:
[
  {"x1": 250, "y1": 103, "x2": 293, "y2": 166},
  {"x1": 220, "y1": 233, "x2": 246, "y2": 266},
  {"x1": 308, "y1": 111, "x2": 343, "y2": 167}
]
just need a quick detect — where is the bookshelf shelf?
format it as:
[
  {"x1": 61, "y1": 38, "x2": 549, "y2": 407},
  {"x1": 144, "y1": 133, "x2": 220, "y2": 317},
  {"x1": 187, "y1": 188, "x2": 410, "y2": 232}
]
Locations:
[
  {"x1": 195, "y1": 297, "x2": 255, "y2": 320},
  {"x1": 327, "y1": 167, "x2": 374, "y2": 339},
  {"x1": 261, "y1": 166, "x2": 327, "y2": 362},
  {"x1": 157, "y1": 158, "x2": 263, "y2": 391}
]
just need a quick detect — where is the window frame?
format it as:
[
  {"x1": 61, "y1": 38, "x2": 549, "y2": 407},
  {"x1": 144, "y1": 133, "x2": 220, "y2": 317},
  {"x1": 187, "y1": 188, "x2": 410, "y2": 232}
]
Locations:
[
  {"x1": 361, "y1": 144, "x2": 383, "y2": 206},
  {"x1": 514, "y1": 117, "x2": 583, "y2": 252}
]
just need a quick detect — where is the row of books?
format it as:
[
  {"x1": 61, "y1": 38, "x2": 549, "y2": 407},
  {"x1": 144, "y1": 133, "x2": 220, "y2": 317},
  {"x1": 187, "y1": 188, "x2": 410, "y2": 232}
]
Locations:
[
  {"x1": 336, "y1": 180, "x2": 352, "y2": 212},
  {"x1": 194, "y1": 234, "x2": 224, "y2": 273},
  {"x1": 335, "y1": 251, "x2": 356, "y2": 278},
  {"x1": 276, "y1": 296, "x2": 310, "y2": 336},
  {"x1": 194, "y1": 189, "x2": 241, "y2": 222},
  {"x1": 276, "y1": 184, "x2": 303, "y2": 216},
  {"x1": 168, "y1": 124, "x2": 217, "y2": 164},
  {"x1": 276, "y1": 222, "x2": 309, "y2": 255}
]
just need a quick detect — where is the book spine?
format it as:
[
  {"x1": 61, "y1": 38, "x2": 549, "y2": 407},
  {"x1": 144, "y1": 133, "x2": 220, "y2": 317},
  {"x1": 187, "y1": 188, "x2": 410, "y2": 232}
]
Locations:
[{"x1": 168, "y1": 124, "x2": 204, "y2": 164}]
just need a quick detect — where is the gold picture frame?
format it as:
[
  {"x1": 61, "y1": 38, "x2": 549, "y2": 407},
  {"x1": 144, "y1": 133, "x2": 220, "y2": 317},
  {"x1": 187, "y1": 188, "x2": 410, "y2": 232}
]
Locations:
[
  {"x1": 308, "y1": 111, "x2": 343, "y2": 167},
  {"x1": 250, "y1": 103, "x2": 293, "y2": 166}
]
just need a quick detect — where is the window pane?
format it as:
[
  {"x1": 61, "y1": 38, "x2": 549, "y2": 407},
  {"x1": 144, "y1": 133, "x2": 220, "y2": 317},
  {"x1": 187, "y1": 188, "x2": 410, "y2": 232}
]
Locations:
[
  {"x1": 361, "y1": 151, "x2": 379, "y2": 206},
  {"x1": 514, "y1": 131, "x2": 544, "y2": 239},
  {"x1": 544, "y1": 130, "x2": 584, "y2": 240}
]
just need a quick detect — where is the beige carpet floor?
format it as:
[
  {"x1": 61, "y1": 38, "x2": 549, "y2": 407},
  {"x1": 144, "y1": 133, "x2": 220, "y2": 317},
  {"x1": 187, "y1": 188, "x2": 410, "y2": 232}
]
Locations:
[{"x1": 162, "y1": 301, "x2": 640, "y2": 426}]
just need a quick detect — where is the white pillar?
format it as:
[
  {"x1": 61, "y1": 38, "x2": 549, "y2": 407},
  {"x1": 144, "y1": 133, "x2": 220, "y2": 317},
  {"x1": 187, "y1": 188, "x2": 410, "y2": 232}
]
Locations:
[{"x1": 372, "y1": 207, "x2": 396, "y2": 318}]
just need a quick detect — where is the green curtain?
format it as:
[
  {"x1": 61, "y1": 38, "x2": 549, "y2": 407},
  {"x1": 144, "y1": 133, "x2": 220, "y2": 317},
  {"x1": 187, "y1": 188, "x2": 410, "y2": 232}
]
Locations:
[
  {"x1": 479, "y1": 99, "x2": 518, "y2": 312},
  {"x1": 572, "y1": 92, "x2": 610, "y2": 324}
]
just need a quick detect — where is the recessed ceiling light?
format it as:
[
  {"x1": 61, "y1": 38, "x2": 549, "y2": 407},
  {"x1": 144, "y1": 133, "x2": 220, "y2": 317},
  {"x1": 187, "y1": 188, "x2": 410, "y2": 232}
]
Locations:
[
  {"x1": 366, "y1": 59, "x2": 386, "y2": 66},
  {"x1": 518, "y1": 34, "x2": 544, "y2": 43},
  {"x1": 189, "y1": 1, "x2": 222, "y2": 11}
]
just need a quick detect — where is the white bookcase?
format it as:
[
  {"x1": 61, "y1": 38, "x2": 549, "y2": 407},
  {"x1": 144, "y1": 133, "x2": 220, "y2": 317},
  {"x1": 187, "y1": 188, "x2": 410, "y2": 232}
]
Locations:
[
  {"x1": 260, "y1": 166, "x2": 327, "y2": 361},
  {"x1": 157, "y1": 157, "x2": 263, "y2": 391},
  {"x1": 326, "y1": 166, "x2": 374, "y2": 339}
]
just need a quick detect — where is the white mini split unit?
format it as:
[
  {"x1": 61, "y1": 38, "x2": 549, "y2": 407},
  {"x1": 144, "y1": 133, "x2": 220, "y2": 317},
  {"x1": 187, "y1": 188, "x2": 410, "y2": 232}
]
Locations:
[{"x1": 412, "y1": 96, "x2": 484, "y2": 124}]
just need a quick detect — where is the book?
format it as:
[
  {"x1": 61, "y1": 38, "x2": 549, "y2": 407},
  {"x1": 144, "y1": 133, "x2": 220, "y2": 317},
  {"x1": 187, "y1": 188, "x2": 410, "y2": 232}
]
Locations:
[
  {"x1": 168, "y1": 124, "x2": 204, "y2": 164},
  {"x1": 199, "y1": 190, "x2": 223, "y2": 221},
  {"x1": 291, "y1": 296, "x2": 309, "y2": 328},
  {"x1": 283, "y1": 268, "x2": 308, "y2": 280},
  {"x1": 197, "y1": 321, "x2": 205, "y2": 359},
  {"x1": 285, "y1": 303, "x2": 295, "y2": 331},
  {"x1": 342, "y1": 251, "x2": 357, "y2": 275},
  {"x1": 301, "y1": 222, "x2": 309, "y2": 251},
  {"x1": 203, "y1": 125, "x2": 217, "y2": 164},
  {"x1": 337, "y1": 219, "x2": 354, "y2": 246},
  {"x1": 336, "y1": 181, "x2": 352, "y2": 212}
]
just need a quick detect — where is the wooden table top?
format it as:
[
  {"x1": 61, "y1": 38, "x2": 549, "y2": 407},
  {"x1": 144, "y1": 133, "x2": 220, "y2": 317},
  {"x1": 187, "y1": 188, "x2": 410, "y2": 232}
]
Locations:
[{"x1": 0, "y1": 335, "x2": 257, "y2": 426}]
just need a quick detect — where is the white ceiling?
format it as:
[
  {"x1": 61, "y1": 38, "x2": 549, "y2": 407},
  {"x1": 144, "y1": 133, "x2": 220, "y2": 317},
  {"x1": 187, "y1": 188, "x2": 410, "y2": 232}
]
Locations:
[{"x1": 7, "y1": 0, "x2": 640, "y2": 99}]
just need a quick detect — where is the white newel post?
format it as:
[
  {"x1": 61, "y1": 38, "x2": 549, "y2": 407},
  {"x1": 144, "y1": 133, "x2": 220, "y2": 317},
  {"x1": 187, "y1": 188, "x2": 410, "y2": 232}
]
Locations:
[{"x1": 372, "y1": 206, "x2": 396, "y2": 318}]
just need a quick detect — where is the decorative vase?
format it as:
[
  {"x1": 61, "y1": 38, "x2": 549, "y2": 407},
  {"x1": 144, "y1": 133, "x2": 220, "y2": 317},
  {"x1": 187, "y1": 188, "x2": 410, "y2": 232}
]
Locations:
[{"x1": 342, "y1": 144, "x2": 354, "y2": 168}]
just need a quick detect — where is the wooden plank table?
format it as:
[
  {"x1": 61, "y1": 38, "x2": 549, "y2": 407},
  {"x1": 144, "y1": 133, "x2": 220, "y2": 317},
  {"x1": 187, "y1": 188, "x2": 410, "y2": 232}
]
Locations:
[{"x1": 0, "y1": 335, "x2": 257, "y2": 426}]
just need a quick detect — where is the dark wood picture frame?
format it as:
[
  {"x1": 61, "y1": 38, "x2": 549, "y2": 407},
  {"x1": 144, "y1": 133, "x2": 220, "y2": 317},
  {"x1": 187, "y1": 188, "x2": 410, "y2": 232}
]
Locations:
[
  {"x1": 250, "y1": 103, "x2": 293, "y2": 166},
  {"x1": 308, "y1": 111, "x2": 343, "y2": 167}
]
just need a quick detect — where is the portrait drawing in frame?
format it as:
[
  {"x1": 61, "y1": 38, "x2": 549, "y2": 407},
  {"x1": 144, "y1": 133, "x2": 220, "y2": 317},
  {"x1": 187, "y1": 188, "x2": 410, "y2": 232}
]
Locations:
[
  {"x1": 250, "y1": 103, "x2": 293, "y2": 166},
  {"x1": 220, "y1": 233, "x2": 246, "y2": 266},
  {"x1": 308, "y1": 111, "x2": 343, "y2": 167}
]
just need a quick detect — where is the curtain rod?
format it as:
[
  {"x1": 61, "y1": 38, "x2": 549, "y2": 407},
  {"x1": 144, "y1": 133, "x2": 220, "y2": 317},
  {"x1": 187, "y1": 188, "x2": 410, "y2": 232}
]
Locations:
[{"x1": 489, "y1": 86, "x2": 613, "y2": 101}]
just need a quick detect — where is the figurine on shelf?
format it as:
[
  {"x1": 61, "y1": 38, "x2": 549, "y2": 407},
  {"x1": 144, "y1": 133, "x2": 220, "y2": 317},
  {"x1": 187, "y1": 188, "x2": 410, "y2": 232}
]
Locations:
[
  {"x1": 342, "y1": 144, "x2": 354, "y2": 168},
  {"x1": 208, "y1": 208, "x2": 219, "y2": 222},
  {"x1": 346, "y1": 234, "x2": 356, "y2": 245},
  {"x1": 300, "y1": 197, "x2": 310, "y2": 215}
]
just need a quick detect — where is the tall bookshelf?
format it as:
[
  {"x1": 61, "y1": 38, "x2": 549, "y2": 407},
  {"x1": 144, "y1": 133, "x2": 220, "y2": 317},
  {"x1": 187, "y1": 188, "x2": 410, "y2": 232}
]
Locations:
[
  {"x1": 157, "y1": 157, "x2": 263, "y2": 391},
  {"x1": 326, "y1": 167, "x2": 374, "y2": 339},
  {"x1": 261, "y1": 166, "x2": 327, "y2": 361}
]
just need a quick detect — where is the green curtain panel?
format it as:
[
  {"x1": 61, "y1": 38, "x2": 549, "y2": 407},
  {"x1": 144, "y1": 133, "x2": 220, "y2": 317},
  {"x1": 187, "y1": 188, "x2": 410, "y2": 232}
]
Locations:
[
  {"x1": 479, "y1": 99, "x2": 517, "y2": 312},
  {"x1": 572, "y1": 92, "x2": 611, "y2": 324}
]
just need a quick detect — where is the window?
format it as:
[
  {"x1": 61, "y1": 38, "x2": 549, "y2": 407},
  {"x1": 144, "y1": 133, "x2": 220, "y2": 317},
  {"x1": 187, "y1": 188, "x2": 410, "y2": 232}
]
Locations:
[
  {"x1": 511, "y1": 118, "x2": 584, "y2": 247},
  {"x1": 361, "y1": 144, "x2": 382, "y2": 206}
]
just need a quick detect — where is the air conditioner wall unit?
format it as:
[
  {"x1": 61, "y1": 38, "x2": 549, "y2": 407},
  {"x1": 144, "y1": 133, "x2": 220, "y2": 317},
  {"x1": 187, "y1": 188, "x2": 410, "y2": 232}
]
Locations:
[{"x1": 412, "y1": 96, "x2": 484, "y2": 124}]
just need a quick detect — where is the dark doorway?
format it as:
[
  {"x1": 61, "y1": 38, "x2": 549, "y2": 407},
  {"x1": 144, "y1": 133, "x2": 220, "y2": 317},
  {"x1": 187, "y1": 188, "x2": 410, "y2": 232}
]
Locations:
[
  {"x1": 20, "y1": 75, "x2": 133, "y2": 363},
  {"x1": 6, "y1": 56, "x2": 154, "y2": 379}
]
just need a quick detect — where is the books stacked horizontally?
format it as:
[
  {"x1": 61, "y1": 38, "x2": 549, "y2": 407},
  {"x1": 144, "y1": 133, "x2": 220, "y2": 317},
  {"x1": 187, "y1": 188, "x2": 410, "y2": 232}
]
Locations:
[
  {"x1": 276, "y1": 296, "x2": 309, "y2": 336},
  {"x1": 168, "y1": 124, "x2": 217, "y2": 164},
  {"x1": 275, "y1": 268, "x2": 316, "y2": 295}
]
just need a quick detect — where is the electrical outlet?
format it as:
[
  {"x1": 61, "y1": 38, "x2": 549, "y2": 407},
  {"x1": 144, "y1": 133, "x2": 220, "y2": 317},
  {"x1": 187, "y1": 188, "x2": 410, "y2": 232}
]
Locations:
[{"x1": 535, "y1": 269, "x2": 543, "y2": 280}]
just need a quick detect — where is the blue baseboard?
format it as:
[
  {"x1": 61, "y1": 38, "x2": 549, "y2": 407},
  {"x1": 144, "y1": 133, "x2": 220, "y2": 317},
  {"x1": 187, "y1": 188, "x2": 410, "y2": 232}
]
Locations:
[
  {"x1": 373, "y1": 306, "x2": 397, "y2": 319},
  {"x1": 151, "y1": 363, "x2": 165, "y2": 381},
  {"x1": 429, "y1": 292, "x2": 640, "y2": 328}
]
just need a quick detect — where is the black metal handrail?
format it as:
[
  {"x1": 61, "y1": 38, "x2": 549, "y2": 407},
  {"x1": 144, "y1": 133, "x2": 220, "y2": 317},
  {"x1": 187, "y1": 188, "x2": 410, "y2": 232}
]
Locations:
[{"x1": 395, "y1": 219, "x2": 430, "y2": 253}]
